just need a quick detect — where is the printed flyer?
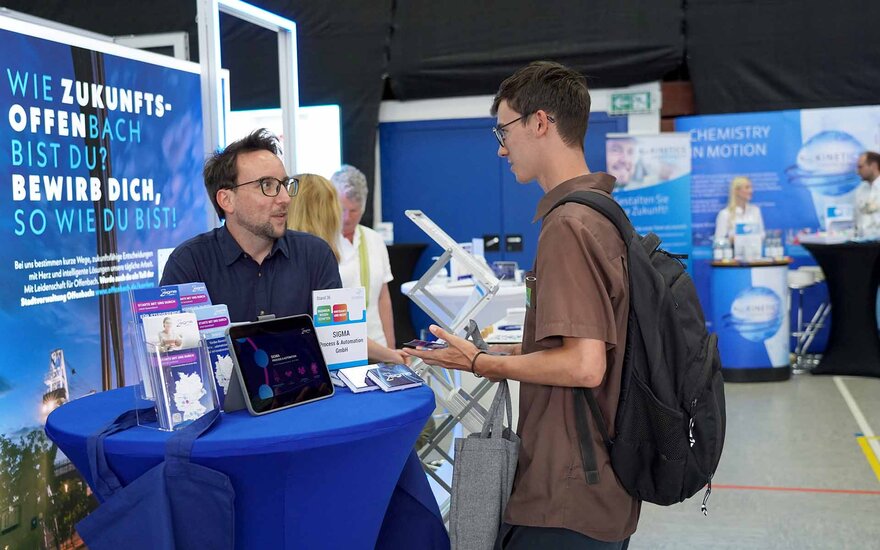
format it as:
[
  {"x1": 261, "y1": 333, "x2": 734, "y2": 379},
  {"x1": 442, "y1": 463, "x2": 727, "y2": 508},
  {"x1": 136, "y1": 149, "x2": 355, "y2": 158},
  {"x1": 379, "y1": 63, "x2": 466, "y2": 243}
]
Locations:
[{"x1": 312, "y1": 287, "x2": 368, "y2": 370}]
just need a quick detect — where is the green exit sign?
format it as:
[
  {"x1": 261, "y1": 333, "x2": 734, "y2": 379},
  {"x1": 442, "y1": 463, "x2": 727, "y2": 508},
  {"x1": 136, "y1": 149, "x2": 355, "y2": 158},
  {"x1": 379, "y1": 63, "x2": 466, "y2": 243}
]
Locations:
[{"x1": 609, "y1": 91, "x2": 653, "y2": 115}]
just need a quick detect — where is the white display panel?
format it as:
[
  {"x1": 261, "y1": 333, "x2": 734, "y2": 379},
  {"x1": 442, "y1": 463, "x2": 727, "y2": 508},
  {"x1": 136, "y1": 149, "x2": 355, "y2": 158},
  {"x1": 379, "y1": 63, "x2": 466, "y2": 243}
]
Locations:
[{"x1": 226, "y1": 105, "x2": 341, "y2": 178}]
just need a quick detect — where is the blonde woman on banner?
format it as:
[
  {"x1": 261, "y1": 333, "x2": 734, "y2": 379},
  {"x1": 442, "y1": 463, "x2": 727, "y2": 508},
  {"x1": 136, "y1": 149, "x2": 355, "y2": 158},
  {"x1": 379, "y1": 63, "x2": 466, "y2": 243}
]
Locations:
[
  {"x1": 331, "y1": 165, "x2": 397, "y2": 348},
  {"x1": 288, "y1": 173, "x2": 405, "y2": 364},
  {"x1": 714, "y1": 176, "x2": 765, "y2": 243}
]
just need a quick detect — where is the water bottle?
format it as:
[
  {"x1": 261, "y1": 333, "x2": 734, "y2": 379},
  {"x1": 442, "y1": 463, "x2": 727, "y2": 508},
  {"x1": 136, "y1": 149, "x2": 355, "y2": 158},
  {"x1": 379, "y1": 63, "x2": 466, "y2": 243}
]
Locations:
[
  {"x1": 712, "y1": 238, "x2": 724, "y2": 261},
  {"x1": 722, "y1": 237, "x2": 734, "y2": 261},
  {"x1": 769, "y1": 231, "x2": 784, "y2": 259},
  {"x1": 777, "y1": 234, "x2": 786, "y2": 259}
]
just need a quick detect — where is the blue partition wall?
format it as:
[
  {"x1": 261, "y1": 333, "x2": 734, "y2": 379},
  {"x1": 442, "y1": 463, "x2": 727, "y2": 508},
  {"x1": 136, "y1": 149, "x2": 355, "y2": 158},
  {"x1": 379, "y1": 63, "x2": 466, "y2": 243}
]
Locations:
[
  {"x1": 380, "y1": 113, "x2": 627, "y2": 335},
  {"x1": 380, "y1": 114, "x2": 628, "y2": 274}
]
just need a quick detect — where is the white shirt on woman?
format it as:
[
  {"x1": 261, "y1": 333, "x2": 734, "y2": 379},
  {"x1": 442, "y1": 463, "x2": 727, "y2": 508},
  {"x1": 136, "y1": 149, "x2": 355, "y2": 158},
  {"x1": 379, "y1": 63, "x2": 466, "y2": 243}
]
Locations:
[
  {"x1": 714, "y1": 204, "x2": 764, "y2": 242},
  {"x1": 337, "y1": 225, "x2": 394, "y2": 346}
]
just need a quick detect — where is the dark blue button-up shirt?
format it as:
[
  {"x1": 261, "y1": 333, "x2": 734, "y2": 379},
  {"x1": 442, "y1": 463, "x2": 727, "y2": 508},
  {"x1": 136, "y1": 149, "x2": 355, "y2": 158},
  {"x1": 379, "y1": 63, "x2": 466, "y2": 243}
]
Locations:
[{"x1": 160, "y1": 226, "x2": 342, "y2": 322}]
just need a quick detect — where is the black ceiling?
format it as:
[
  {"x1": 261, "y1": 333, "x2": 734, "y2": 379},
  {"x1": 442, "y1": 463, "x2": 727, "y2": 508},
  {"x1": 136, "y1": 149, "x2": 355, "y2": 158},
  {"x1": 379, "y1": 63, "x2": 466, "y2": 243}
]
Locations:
[{"x1": 4, "y1": 0, "x2": 879, "y2": 224}]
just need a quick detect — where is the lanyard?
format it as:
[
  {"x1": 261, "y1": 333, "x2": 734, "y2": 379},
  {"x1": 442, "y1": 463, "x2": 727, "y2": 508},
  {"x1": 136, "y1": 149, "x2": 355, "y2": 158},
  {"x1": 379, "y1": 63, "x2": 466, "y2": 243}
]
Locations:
[{"x1": 357, "y1": 225, "x2": 371, "y2": 306}]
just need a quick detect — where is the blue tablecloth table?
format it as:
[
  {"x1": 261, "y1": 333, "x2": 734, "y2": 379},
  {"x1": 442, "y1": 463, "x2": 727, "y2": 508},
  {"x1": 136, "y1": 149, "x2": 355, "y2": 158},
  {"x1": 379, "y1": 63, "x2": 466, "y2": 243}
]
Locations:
[
  {"x1": 710, "y1": 260, "x2": 791, "y2": 382},
  {"x1": 46, "y1": 385, "x2": 449, "y2": 549}
]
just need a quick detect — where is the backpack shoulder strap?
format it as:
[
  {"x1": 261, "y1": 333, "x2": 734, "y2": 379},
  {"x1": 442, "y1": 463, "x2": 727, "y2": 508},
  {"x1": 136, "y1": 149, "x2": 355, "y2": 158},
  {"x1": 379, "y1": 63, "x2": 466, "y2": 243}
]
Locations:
[
  {"x1": 547, "y1": 190, "x2": 632, "y2": 486},
  {"x1": 547, "y1": 190, "x2": 636, "y2": 247}
]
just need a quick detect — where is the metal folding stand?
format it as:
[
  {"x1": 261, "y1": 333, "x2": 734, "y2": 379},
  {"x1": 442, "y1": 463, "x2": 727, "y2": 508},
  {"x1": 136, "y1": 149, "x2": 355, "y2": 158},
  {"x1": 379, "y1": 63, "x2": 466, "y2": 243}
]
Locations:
[
  {"x1": 403, "y1": 210, "x2": 503, "y2": 520},
  {"x1": 792, "y1": 301, "x2": 831, "y2": 372},
  {"x1": 413, "y1": 360, "x2": 495, "y2": 500},
  {"x1": 409, "y1": 317, "x2": 499, "y2": 521}
]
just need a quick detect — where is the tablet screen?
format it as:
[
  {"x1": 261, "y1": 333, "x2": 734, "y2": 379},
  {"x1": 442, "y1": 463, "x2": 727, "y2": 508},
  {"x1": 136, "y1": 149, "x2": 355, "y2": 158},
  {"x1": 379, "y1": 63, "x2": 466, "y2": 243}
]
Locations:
[{"x1": 228, "y1": 315, "x2": 334, "y2": 414}]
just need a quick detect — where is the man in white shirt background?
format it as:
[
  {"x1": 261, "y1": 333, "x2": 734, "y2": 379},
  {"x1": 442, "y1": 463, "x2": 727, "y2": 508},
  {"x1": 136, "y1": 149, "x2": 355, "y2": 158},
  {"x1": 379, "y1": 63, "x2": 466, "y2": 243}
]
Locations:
[
  {"x1": 855, "y1": 151, "x2": 880, "y2": 239},
  {"x1": 331, "y1": 165, "x2": 397, "y2": 348},
  {"x1": 855, "y1": 150, "x2": 880, "y2": 329}
]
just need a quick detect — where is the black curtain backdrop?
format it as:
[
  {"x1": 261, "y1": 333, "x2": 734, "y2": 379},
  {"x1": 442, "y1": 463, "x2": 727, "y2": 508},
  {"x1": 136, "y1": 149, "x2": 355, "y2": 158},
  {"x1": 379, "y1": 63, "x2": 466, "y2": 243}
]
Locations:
[
  {"x1": 4, "y1": 0, "x2": 391, "y2": 225},
  {"x1": 686, "y1": 0, "x2": 880, "y2": 113},
  {"x1": 5, "y1": 1, "x2": 880, "y2": 220},
  {"x1": 214, "y1": 1, "x2": 393, "y2": 226},
  {"x1": 387, "y1": 0, "x2": 684, "y2": 99}
]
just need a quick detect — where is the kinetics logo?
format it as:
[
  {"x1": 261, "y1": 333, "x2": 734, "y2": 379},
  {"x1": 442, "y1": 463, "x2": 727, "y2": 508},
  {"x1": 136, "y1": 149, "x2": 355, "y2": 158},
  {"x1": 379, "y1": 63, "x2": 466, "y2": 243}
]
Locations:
[
  {"x1": 725, "y1": 286, "x2": 783, "y2": 342},
  {"x1": 786, "y1": 130, "x2": 864, "y2": 196}
]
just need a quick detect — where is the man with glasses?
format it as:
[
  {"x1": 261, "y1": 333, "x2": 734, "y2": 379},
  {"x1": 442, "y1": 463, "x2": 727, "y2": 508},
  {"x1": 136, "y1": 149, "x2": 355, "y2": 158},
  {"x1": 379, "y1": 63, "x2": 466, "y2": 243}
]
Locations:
[
  {"x1": 406, "y1": 62, "x2": 636, "y2": 549},
  {"x1": 161, "y1": 128, "x2": 341, "y2": 322}
]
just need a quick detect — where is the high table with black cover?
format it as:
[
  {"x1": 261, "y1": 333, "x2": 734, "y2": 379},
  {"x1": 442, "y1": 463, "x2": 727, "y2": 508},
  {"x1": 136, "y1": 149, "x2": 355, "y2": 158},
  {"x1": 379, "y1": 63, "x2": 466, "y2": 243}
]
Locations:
[
  {"x1": 801, "y1": 239, "x2": 880, "y2": 377},
  {"x1": 46, "y1": 385, "x2": 449, "y2": 550}
]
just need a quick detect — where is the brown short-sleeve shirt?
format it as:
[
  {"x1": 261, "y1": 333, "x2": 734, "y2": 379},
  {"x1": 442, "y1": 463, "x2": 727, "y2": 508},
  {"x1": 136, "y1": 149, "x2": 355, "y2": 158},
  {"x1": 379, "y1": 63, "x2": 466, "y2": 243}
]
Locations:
[{"x1": 503, "y1": 173, "x2": 639, "y2": 542}]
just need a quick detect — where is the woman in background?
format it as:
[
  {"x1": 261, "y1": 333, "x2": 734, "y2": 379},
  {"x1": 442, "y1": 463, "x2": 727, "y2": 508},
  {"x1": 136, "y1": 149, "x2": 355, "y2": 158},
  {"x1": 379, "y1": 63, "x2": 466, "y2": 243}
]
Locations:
[
  {"x1": 287, "y1": 173, "x2": 342, "y2": 262},
  {"x1": 714, "y1": 175, "x2": 764, "y2": 242},
  {"x1": 288, "y1": 174, "x2": 405, "y2": 364}
]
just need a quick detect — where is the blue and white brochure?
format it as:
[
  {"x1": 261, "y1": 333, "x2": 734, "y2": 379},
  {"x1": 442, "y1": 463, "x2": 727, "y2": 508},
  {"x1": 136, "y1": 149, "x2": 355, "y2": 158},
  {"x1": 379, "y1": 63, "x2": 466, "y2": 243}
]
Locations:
[
  {"x1": 177, "y1": 282, "x2": 212, "y2": 310},
  {"x1": 131, "y1": 285, "x2": 181, "y2": 320},
  {"x1": 145, "y1": 312, "x2": 215, "y2": 430},
  {"x1": 131, "y1": 286, "x2": 182, "y2": 399},
  {"x1": 366, "y1": 363, "x2": 424, "y2": 392},
  {"x1": 192, "y1": 305, "x2": 232, "y2": 407}
]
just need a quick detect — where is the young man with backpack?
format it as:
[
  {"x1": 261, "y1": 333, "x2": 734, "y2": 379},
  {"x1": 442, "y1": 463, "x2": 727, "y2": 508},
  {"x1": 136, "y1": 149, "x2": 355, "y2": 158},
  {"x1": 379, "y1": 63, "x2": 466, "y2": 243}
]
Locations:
[{"x1": 406, "y1": 61, "x2": 638, "y2": 549}]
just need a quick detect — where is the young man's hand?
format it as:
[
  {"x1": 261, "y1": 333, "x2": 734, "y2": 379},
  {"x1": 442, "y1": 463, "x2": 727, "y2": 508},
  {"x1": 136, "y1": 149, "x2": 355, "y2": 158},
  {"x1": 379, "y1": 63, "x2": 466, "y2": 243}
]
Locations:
[{"x1": 403, "y1": 324, "x2": 501, "y2": 380}]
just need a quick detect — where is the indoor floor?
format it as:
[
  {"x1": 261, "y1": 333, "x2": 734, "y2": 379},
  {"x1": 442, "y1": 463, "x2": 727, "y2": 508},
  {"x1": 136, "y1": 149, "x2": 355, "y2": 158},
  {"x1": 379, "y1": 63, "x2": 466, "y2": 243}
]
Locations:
[{"x1": 631, "y1": 374, "x2": 880, "y2": 549}]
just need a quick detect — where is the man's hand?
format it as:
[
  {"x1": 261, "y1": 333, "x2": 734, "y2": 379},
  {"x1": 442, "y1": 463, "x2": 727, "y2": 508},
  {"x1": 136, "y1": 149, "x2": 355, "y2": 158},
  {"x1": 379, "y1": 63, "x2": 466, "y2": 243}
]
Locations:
[
  {"x1": 402, "y1": 324, "x2": 483, "y2": 375},
  {"x1": 367, "y1": 339, "x2": 409, "y2": 365}
]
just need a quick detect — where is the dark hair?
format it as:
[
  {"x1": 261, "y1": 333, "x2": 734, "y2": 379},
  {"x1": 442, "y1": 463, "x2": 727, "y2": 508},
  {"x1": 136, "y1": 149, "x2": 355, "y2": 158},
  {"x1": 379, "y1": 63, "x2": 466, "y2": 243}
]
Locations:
[
  {"x1": 491, "y1": 61, "x2": 591, "y2": 149},
  {"x1": 203, "y1": 128, "x2": 281, "y2": 219},
  {"x1": 865, "y1": 151, "x2": 880, "y2": 168}
]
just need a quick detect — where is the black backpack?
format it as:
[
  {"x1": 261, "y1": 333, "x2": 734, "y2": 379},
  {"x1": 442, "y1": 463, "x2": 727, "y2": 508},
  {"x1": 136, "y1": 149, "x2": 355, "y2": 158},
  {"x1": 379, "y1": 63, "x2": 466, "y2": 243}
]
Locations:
[{"x1": 547, "y1": 190, "x2": 726, "y2": 514}]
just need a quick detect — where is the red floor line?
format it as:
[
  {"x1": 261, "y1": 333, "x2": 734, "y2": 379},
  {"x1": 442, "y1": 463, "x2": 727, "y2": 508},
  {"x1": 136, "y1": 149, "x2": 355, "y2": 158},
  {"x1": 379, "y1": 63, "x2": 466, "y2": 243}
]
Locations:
[{"x1": 712, "y1": 484, "x2": 880, "y2": 496}]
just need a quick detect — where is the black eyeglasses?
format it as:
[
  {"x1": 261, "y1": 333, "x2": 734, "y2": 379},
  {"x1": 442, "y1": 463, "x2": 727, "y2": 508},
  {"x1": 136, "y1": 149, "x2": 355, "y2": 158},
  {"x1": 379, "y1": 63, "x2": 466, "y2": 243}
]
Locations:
[
  {"x1": 228, "y1": 176, "x2": 299, "y2": 197},
  {"x1": 492, "y1": 114, "x2": 556, "y2": 147}
]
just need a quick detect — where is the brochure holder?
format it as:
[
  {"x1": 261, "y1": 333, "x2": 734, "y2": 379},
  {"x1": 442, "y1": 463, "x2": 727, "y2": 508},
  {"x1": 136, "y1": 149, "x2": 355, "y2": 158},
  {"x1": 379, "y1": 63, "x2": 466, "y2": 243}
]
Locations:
[
  {"x1": 402, "y1": 211, "x2": 502, "y2": 521},
  {"x1": 129, "y1": 323, "x2": 219, "y2": 432},
  {"x1": 404, "y1": 210, "x2": 501, "y2": 335}
]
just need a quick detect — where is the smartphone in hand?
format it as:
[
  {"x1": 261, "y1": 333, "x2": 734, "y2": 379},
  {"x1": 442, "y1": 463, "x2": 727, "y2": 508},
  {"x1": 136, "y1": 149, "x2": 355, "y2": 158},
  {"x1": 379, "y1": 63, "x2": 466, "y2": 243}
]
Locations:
[{"x1": 403, "y1": 339, "x2": 448, "y2": 350}]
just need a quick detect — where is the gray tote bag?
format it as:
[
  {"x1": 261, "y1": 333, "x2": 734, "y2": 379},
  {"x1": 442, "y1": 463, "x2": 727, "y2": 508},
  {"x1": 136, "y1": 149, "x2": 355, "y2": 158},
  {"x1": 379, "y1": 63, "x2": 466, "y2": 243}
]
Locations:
[{"x1": 449, "y1": 380, "x2": 520, "y2": 550}]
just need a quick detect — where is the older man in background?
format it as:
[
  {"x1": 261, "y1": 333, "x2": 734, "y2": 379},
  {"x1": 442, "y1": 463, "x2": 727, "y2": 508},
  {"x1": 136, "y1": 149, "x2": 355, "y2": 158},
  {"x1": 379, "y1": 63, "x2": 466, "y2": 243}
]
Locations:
[{"x1": 331, "y1": 165, "x2": 398, "y2": 348}]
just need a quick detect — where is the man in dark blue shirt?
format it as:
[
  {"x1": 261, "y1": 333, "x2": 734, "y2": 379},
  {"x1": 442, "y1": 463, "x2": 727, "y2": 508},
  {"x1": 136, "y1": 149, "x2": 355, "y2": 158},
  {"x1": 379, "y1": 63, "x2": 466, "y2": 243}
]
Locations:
[{"x1": 160, "y1": 129, "x2": 341, "y2": 322}]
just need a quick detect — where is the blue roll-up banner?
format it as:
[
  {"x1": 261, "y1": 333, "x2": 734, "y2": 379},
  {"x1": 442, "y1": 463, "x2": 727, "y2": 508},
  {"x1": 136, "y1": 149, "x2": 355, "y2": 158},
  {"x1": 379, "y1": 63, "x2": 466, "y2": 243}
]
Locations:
[
  {"x1": 675, "y1": 105, "x2": 880, "y2": 327},
  {"x1": 607, "y1": 133, "x2": 693, "y2": 256},
  {"x1": 0, "y1": 15, "x2": 208, "y2": 546},
  {"x1": 710, "y1": 265, "x2": 790, "y2": 369},
  {"x1": 676, "y1": 106, "x2": 880, "y2": 251}
]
